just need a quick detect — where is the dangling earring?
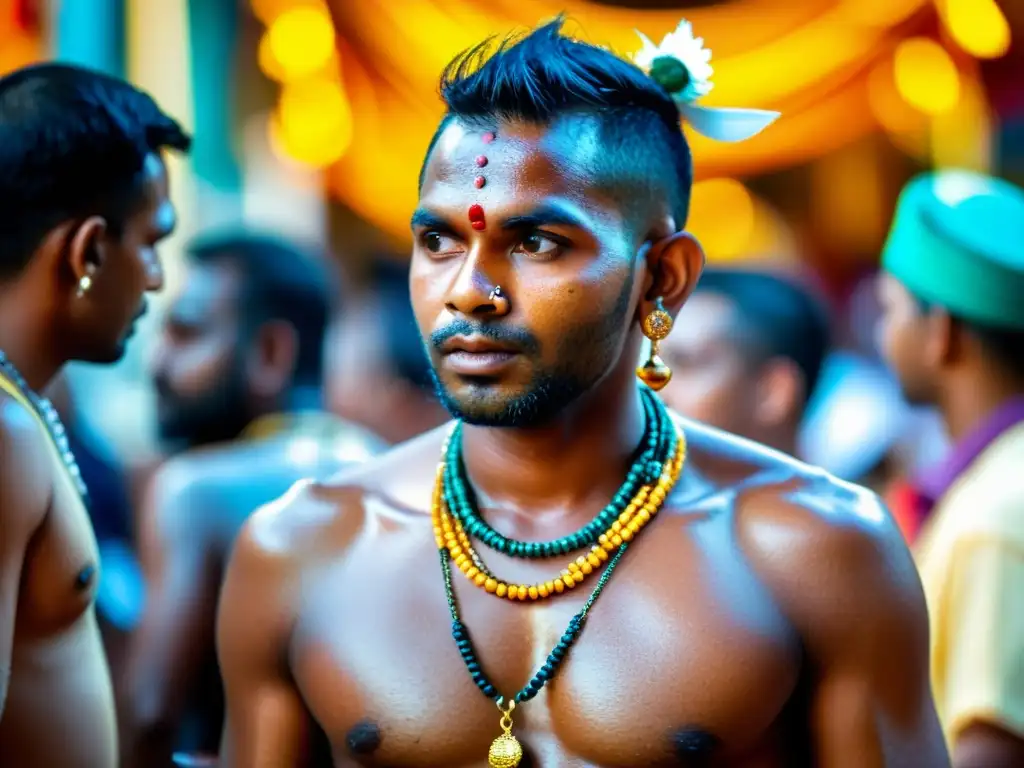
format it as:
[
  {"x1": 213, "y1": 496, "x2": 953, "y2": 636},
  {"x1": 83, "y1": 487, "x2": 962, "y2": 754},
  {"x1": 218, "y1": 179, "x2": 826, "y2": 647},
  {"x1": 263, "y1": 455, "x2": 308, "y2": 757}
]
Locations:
[
  {"x1": 75, "y1": 273, "x2": 93, "y2": 298},
  {"x1": 636, "y1": 297, "x2": 673, "y2": 391}
]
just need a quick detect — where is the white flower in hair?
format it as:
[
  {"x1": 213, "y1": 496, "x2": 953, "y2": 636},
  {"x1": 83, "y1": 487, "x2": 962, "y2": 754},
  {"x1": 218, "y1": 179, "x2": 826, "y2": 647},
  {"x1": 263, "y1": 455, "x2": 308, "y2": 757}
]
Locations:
[
  {"x1": 631, "y1": 18, "x2": 780, "y2": 143},
  {"x1": 632, "y1": 20, "x2": 713, "y2": 103}
]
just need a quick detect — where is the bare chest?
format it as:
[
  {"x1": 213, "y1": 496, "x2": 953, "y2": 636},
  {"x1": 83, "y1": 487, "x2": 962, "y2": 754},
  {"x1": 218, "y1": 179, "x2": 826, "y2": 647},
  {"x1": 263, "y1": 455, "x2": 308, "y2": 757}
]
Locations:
[
  {"x1": 17, "y1": 465, "x2": 101, "y2": 637},
  {"x1": 290, "y1": 516, "x2": 802, "y2": 767}
]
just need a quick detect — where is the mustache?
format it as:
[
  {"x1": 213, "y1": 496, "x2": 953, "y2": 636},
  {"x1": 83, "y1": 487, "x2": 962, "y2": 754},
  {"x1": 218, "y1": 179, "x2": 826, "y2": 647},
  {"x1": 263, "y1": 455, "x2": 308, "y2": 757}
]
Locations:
[{"x1": 430, "y1": 319, "x2": 539, "y2": 355}]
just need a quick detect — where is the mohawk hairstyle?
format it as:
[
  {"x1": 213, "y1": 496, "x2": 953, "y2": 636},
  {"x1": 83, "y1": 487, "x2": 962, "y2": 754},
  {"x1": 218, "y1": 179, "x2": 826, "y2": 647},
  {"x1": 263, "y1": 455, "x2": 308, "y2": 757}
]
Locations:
[{"x1": 421, "y1": 16, "x2": 694, "y2": 229}]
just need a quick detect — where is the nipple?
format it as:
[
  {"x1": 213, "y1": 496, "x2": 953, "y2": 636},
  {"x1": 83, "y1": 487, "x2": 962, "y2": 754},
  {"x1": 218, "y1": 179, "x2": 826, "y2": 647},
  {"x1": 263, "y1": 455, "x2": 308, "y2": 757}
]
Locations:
[{"x1": 75, "y1": 564, "x2": 96, "y2": 590}]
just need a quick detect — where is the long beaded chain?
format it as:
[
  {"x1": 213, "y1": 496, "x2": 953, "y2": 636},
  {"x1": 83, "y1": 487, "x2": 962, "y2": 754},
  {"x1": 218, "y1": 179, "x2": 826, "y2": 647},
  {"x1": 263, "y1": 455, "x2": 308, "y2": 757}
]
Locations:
[
  {"x1": 444, "y1": 386, "x2": 673, "y2": 559},
  {"x1": 435, "y1": 389, "x2": 685, "y2": 767},
  {"x1": 0, "y1": 351, "x2": 89, "y2": 500}
]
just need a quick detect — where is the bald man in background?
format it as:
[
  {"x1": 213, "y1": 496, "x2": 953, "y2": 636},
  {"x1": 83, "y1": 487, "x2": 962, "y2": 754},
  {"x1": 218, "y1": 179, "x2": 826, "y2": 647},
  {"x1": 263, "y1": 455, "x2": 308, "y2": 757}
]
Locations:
[{"x1": 657, "y1": 267, "x2": 831, "y2": 455}]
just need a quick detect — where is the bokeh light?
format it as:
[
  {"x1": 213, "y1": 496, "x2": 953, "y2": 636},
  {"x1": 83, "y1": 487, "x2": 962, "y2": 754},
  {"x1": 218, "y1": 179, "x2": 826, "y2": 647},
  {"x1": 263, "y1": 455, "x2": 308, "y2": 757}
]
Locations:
[
  {"x1": 270, "y1": 77, "x2": 353, "y2": 168},
  {"x1": 941, "y1": 0, "x2": 1011, "y2": 59},
  {"x1": 894, "y1": 38, "x2": 961, "y2": 115},
  {"x1": 687, "y1": 178, "x2": 756, "y2": 260},
  {"x1": 262, "y1": 5, "x2": 335, "y2": 82}
]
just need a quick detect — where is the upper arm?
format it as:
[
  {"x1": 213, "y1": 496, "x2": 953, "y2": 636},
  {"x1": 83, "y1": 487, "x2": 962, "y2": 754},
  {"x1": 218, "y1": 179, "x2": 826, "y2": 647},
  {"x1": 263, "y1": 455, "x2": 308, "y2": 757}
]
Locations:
[
  {"x1": 217, "y1": 484, "x2": 318, "y2": 768},
  {"x1": 0, "y1": 401, "x2": 51, "y2": 717},
  {"x1": 123, "y1": 463, "x2": 222, "y2": 732},
  {"x1": 742, "y1": 480, "x2": 949, "y2": 767},
  {"x1": 940, "y1": 538, "x2": 1024, "y2": 765}
]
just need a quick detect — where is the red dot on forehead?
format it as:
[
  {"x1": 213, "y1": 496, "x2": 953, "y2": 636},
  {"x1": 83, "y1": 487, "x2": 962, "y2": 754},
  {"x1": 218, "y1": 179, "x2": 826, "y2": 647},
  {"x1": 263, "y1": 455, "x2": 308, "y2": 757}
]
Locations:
[
  {"x1": 468, "y1": 204, "x2": 486, "y2": 231},
  {"x1": 482, "y1": 131, "x2": 496, "y2": 144},
  {"x1": 475, "y1": 155, "x2": 488, "y2": 167},
  {"x1": 474, "y1": 176, "x2": 486, "y2": 189}
]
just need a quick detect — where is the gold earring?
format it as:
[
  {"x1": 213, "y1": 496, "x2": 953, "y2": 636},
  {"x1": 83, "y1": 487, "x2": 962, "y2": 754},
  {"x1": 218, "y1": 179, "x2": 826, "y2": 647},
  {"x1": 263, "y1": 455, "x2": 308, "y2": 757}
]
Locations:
[
  {"x1": 636, "y1": 297, "x2": 673, "y2": 391},
  {"x1": 75, "y1": 274, "x2": 93, "y2": 298}
]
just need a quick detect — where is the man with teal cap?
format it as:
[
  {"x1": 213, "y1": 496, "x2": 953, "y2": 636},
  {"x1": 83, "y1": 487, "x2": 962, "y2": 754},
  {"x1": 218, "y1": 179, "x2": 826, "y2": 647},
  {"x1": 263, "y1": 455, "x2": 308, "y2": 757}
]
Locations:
[{"x1": 878, "y1": 169, "x2": 1024, "y2": 767}]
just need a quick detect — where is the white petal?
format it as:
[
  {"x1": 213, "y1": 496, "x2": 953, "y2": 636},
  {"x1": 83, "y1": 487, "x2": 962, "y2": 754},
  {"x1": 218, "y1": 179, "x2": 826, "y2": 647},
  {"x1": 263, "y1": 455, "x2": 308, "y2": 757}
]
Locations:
[{"x1": 679, "y1": 103, "x2": 780, "y2": 142}]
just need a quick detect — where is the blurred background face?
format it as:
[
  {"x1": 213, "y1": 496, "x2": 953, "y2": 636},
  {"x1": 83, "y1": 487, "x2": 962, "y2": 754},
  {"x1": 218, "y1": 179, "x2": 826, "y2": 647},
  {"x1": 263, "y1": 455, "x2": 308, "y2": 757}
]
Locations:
[
  {"x1": 877, "y1": 273, "x2": 935, "y2": 406},
  {"x1": 658, "y1": 291, "x2": 761, "y2": 436},
  {"x1": 149, "y1": 260, "x2": 251, "y2": 448}
]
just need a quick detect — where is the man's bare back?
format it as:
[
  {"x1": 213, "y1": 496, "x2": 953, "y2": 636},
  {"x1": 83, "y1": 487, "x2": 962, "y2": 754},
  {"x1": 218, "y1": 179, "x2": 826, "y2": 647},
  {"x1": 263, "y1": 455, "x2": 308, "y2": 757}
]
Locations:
[
  {"x1": 121, "y1": 415, "x2": 383, "y2": 766},
  {"x1": 218, "y1": 416, "x2": 945, "y2": 767},
  {"x1": 0, "y1": 393, "x2": 117, "y2": 766}
]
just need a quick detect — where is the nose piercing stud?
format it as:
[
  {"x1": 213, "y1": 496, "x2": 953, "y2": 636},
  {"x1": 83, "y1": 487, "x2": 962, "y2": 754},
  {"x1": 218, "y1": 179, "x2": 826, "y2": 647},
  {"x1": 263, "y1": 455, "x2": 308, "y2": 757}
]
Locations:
[{"x1": 489, "y1": 286, "x2": 503, "y2": 301}]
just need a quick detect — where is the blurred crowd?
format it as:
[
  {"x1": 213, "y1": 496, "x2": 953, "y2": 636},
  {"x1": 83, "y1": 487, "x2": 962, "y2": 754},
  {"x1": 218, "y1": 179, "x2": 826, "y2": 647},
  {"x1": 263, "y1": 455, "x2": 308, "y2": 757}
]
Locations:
[{"x1": 1, "y1": 2, "x2": 1024, "y2": 766}]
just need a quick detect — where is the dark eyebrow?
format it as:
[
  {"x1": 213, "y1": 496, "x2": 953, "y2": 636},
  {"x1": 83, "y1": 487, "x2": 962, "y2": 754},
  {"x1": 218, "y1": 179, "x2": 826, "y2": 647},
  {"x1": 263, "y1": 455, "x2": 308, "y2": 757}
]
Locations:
[
  {"x1": 501, "y1": 203, "x2": 589, "y2": 232},
  {"x1": 410, "y1": 208, "x2": 451, "y2": 231}
]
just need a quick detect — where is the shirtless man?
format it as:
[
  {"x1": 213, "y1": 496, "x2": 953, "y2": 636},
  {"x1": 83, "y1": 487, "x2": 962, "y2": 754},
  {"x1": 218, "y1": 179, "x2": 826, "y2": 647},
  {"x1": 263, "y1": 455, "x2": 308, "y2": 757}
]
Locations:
[
  {"x1": 123, "y1": 233, "x2": 383, "y2": 767},
  {"x1": 217, "y1": 19, "x2": 948, "y2": 767},
  {"x1": 0, "y1": 63, "x2": 188, "y2": 766}
]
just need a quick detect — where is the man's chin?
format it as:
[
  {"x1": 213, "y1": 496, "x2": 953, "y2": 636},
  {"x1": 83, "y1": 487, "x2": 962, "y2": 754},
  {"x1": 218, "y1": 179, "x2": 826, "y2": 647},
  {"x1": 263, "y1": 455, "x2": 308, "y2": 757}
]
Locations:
[
  {"x1": 76, "y1": 340, "x2": 129, "y2": 366},
  {"x1": 434, "y1": 379, "x2": 586, "y2": 429}
]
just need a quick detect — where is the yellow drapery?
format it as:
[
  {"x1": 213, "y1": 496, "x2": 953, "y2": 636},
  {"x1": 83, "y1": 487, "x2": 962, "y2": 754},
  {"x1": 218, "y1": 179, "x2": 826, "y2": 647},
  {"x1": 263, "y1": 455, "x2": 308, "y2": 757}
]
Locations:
[{"x1": 299, "y1": 0, "x2": 935, "y2": 241}]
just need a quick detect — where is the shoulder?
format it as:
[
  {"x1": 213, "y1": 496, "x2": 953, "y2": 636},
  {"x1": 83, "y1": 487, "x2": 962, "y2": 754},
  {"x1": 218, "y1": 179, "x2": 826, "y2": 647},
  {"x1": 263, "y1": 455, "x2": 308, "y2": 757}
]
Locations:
[
  {"x1": 232, "y1": 423, "x2": 451, "y2": 574},
  {"x1": 681, "y1": 417, "x2": 924, "y2": 649},
  {"x1": 144, "y1": 450, "x2": 230, "y2": 544},
  {"x1": 939, "y1": 423, "x2": 1024, "y2": 543},
  {"x1": 0, "y1": 393, "x2": 53, "y2": 533}
]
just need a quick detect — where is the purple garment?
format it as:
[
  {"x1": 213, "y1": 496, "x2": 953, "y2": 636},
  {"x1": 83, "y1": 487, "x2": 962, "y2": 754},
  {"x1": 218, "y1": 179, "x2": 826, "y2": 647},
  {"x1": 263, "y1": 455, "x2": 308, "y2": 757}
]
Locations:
[{"x1": 917, "y1": 397, "x2": 1024, "y2": 513}]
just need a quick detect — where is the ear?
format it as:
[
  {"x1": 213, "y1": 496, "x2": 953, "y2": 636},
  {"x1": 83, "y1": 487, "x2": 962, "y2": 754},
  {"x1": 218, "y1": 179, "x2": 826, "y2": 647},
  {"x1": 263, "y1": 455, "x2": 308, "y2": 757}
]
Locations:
[
  {"x1": 246, "y1": 320, "x2": 300, "y2": 399},
  {"x1": 753, "y1": 357, "x2": 803, "y2": 428},
  {"x1": 637, "y1": 231, "x2": 705, "y2": 323},
  {"x1": 922, "y1": 308, "x2": 956, "y2": 369},
  {"x1": 66, "y1": 216, "x2": 109, "y2": 287}
]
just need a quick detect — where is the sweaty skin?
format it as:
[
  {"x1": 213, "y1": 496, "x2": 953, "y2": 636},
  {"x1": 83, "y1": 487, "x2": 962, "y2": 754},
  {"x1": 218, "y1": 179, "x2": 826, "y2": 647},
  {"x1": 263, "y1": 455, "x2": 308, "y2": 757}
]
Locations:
[
  {"x1": 0, "y1": 395, "x2": 117, "y2": 766},
  {"x1": 217, "y1": 119, "x2": 948, "y2": 767},
  {"x1": 122, "y1": 418, "x2": 383, "y2": 767},
  {"x1": 0, "y1": 153, "x2": 174, "y2": 768}
]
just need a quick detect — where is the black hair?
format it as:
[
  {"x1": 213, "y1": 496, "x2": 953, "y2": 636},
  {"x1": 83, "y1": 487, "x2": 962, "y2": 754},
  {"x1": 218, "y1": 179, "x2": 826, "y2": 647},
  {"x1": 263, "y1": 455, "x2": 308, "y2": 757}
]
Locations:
[
  {"x1": 697, "y1": 268, "x2": 832, "y2": 400},
  {"x1": 967, "y1": 323, "x2": 1024, "y2": 380},
  {"x1": 912, "y1": 296, "x2": 1024, "y2": 382},
  {"x1": 187, "y1": 232, "x2": 335, "y2": 387},
  {"x1": 421, "y1": 16, "x2": 693, "y2": 228},
  {"x1": 0, "y1": 63, "x2": 191, "y2": 277}
]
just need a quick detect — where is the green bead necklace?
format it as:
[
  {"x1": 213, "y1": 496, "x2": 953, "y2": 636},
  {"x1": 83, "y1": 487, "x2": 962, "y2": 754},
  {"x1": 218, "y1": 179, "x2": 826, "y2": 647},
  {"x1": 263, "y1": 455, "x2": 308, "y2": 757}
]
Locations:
[{"x1": 443, "y1": 386, "x2": 675, "y2": 559}]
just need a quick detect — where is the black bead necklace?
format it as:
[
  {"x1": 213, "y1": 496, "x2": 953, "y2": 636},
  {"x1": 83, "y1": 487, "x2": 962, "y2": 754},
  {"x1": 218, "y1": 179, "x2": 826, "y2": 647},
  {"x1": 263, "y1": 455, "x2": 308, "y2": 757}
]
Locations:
[
  {"x1": 436, "y1": 386, "x2": 683, "y2": 767},
  {"x1": 440, "y1": 542, "x2": 629, "y2": 767}
]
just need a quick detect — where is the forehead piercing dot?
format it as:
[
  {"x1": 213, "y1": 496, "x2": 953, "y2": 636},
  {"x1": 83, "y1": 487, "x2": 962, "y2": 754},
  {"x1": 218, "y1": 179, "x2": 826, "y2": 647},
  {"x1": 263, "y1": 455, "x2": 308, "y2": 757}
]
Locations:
[
  {"x1": 476, "y1": 155, "x2": 488, "y2": 167},
  {"x1": 482, "y1": 131, "x2": 496, "y2": 144},
  {"x1": 474, "y1": 176, "x2": 486, "y2": 189}
]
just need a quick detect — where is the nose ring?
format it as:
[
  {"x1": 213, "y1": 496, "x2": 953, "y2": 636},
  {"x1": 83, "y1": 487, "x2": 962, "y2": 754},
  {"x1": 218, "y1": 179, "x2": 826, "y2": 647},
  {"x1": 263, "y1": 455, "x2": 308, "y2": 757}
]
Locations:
[{"x1": 489, "y1": 285, "x2": 503, "y2": 301}]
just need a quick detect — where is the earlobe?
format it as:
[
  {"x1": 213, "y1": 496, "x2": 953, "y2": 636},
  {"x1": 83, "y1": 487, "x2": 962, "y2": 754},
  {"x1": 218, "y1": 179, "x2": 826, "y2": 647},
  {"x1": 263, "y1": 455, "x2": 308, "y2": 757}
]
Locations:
[
  {"x1": 924, "y1": 309, "x2": 956, "y2": 367},
  {"x1": 639, "y1": 231, "x2": 705, "y2": 320},
  {"x1": 67, "y1": 216, "x2": 109, "y2": 289},
  {"x1": 247, "y1": 321, "x2": 299, "y2": 399},
  {"x1": 754, "y1": 359, "x2": 803, "y2": 427}
]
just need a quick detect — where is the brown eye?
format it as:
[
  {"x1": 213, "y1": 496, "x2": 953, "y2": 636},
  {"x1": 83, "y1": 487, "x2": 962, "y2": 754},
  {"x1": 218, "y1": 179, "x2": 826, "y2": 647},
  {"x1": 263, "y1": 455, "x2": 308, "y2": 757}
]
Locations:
[
  {"x1": 514, "y1": 233, "x2": 562, "y2": 258},
  {"x1": 423, "y1": 232, "x2": 461, "y2": 256}
]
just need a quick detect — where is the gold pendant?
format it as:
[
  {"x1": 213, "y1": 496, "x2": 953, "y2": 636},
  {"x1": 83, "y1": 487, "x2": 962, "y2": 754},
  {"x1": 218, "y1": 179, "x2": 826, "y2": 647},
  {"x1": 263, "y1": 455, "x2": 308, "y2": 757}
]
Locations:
[{"x1": 488, "y1": 700, "x2": 523, "y2": 768}]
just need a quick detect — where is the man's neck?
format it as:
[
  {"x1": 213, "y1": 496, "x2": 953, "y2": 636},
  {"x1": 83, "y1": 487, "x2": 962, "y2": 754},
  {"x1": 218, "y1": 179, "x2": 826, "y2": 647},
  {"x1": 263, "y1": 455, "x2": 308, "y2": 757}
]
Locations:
[
  {"x1": 939, "y1": 368, "x2": 1024, "y2": 443},
  {"x1": 0, "y1": 299, "x2": 63, "y2": 392},
  {"x1": 459, "y1": 367, "x2": 647, "y2": 516}
]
